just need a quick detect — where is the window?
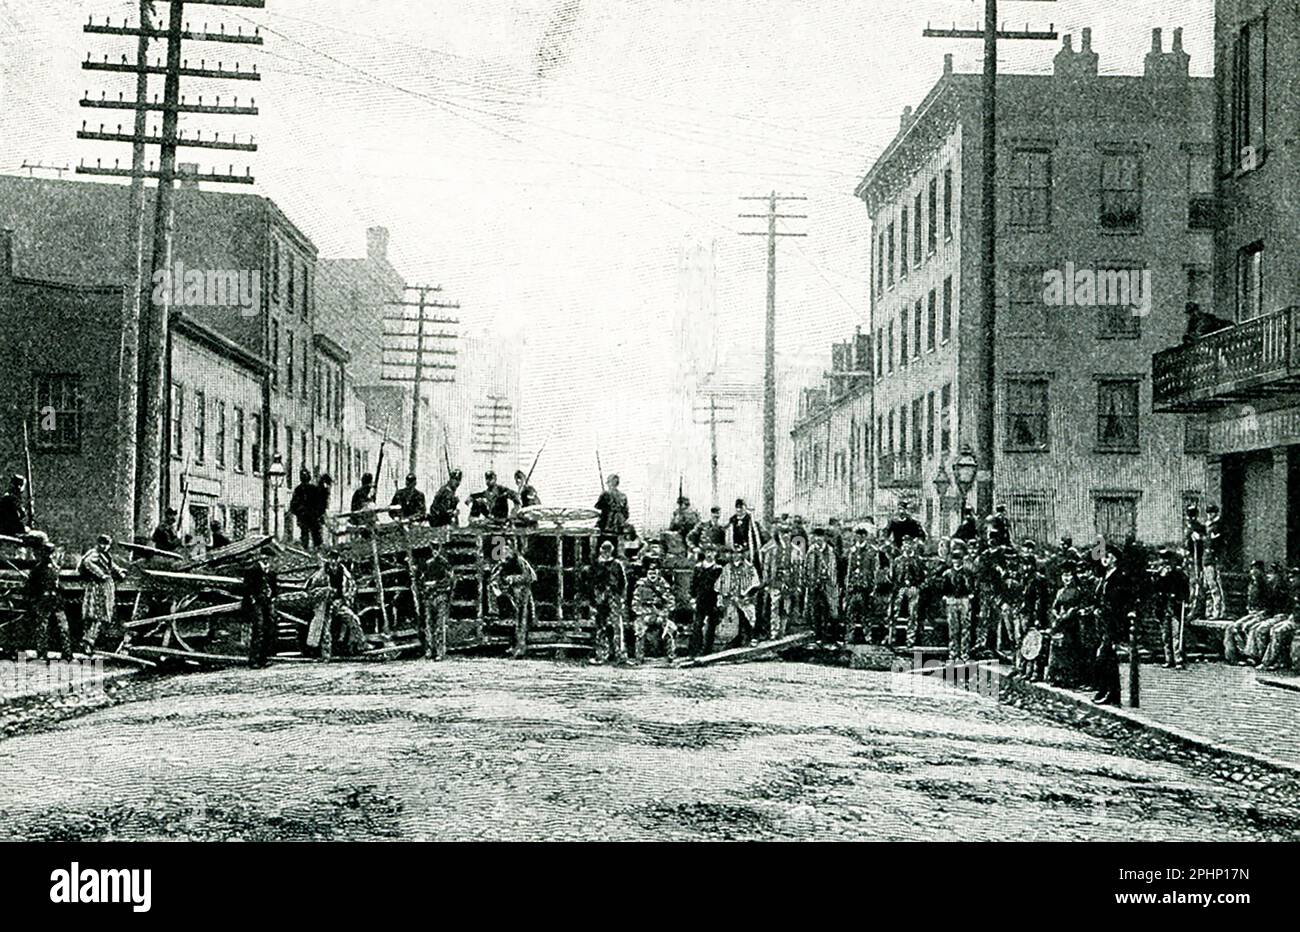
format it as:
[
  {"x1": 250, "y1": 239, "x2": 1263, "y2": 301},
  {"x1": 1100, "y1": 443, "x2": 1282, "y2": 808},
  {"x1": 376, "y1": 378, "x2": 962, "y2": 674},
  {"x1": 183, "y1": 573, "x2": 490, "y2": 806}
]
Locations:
[
  {"x1": 271, "y1": 418, "x2": 280, "y2": 467},
  {"x1": 899, "y1": 308, "x2": 909, "y2": 366},
  {"x1": 941, "y1": 276, "x2": 953, "y2": 342},
  {"x1": 926, "y1": 391, "x2": 936, "y2": 457},
  {"x1": 170, "y1": 381, "x2": 183, "y2": 460},
  {"x1": 899, "y1": 406, "x2": 908, "y2": 459},
  {"x1": 1006, "y1": 491, "x2": 1053, "y2": 546},
  {"x1": 271, "y1": 323, "x2": 279, "y2": 390},
  {"x1": 876, "y1": 233, "x2": 885, "y2": 294},
  {"x1": 1097, "y1": 380, "x2": 1140, "y2": 452},
  {"x1": 927, "y1": 178, "x2": 938, "y2": 254},
  {"x1": 1096, "y1": 266, "x2": 1143, "y2": 338},
  {"x1": 1005, "y1": 378, "x2": 1049, "y2": 451},
  {"x1": 887, "y1": 321, "x2": 895, "y2": 373},
  {"x1": 913, "y1": 299, "x2": 922, "y2": 357},
  {"x1": 1184, "y1": 417, "x2": 1210, "y2": 455},
  {"x1": 270, "y1": 239, "x2": 280, "y2": 299},
  {"x1": 1187, "y1": 150, "x2": 1215, "y2": 230},
  {"x1": 1231, "y1": 18, "x2": 1267, "y2": 166},
  {"x1": 315, "y1": 436, "x2": 322, "y2": 473},
  {"x1": 233, "y1": 407, "x2": 245, "y2": 472},
  {"x1": 1010, "y1": 149, "x2": 1052, "y2": 229},
  {"x1": 1094, "y1": 492, "x2": 1138, "y2": 542},
  {"x1": 314, "y1": 358, "x2": 323, "y2": 416},
  {"x1": 943, "y1": 167, "x2": 954, "y2": 241},
  {"x1": 899, "y1": 207, "x2": 909, "y2": 281},
  {"x1": 216, "y1": 401, "x2": 226, "y2": 469},
  {"x1": 229, "y1": 506, "x2": 249, "y2": 541},
  {"x1": 876, "y1": 327, "x2": 884, "y2": 378},
  {"x1": 251, "y1": 412, "x2": 262, "y2": 475},
  {"x1": 910, "y1": 397, "x2": 923, "y2": 466},
  {"x1": 1100, "y1": 151, "x2": 1142, "y2": 231},
  {"x1": 940, "y1": 383, "x2": 952, "y2": 455},
  {"x1": 886, "y1": 223, "x2": 896, "y2": 287},
  {"x1": 286, "y1": 331, "x2": 295, "y2": 394},
  {"x1": 32, "y1": 374, "x2": 82, "y2": 452},
  {"x1": 887, "y1": 410, "x2": 895, "y2": 455},
  {"x1": 913, "y1": 191, "x2": 923, "y2": 265},
  {"x1": 1008, "y1": 266, "x2": 1048, "y2": 336},
  {"x1": 302, "y1": 344, "x2": 310, "y2": 400},
  {"x1": 302, "y1": 265, "x2": 311, "y2": 321},
  {"x1": 287, "y1": 256, "x2": 296, "y2": 313},
  {"x1": 1237, "y1": 241, "x2": 1264, "y2": 321},
  {"x1": 285, "y1": 423, "x2": 293, "y2": 481},
  {"x1": 926, "y1": 290, "x2": 937, "y2": 351},
  {"x1": 301, "y1": 430, "x2": 309, "y2": 474},
  {"x1": 193, "y1": 390, "x2": 206, "y2": 464}
]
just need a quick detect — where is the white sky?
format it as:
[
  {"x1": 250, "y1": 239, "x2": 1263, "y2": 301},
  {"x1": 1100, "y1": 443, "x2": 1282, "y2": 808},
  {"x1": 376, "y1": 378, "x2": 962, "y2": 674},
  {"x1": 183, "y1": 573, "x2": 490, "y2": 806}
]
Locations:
[{"x1": 0, "y1": 0, "x2": 1215, "y2": 517}]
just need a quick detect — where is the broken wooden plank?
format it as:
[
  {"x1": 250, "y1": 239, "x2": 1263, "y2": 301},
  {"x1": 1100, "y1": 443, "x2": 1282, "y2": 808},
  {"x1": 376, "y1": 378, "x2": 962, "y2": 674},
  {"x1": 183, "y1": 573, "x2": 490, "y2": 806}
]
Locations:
[
  {"x1": 93, "y1": 650, "x2": 158, "y2": 669},
  {"x1": 127, "y1": 645, "x2": 249, "y2": 665},
  {"x1": 117, "y1": 541, "x2": 184, "y2": 561},
  {"x1": 125, "y1": 601, "x2": 243, "y2": 629},
  {"x1": 674, "y1": 632, "x2": 813, "y2": 669},
  {"x1": 140, "y1": 569, "x2": 242, "y2": 588}
]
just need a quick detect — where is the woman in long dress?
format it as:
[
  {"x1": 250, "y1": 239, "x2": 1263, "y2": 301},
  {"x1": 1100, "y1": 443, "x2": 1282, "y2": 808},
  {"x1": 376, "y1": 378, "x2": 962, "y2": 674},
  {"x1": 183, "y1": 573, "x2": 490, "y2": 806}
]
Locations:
[{"x1": 1046, "y1": 564, "x2": 1088, "y2": 689}]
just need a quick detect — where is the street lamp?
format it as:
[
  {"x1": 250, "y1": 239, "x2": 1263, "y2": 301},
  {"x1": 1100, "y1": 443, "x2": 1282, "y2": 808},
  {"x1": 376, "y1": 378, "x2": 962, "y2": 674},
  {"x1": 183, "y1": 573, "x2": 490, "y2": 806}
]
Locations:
[
  {"x1": 952, "y1": 443, "x2": 978, "y2": 513},
  {"x1": 268, "y1": 454, "x2": 286, "y2": 539}
]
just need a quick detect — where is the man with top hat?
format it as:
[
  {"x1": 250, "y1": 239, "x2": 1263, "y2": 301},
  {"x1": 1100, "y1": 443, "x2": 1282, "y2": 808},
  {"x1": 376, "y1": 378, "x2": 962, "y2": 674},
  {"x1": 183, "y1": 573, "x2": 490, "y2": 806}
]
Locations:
[
  {"x1": 25, "y1": 531, "x2": 71, "y2": 661},
  {"x1": 429, "y1": 469, "x2": 462, "y2": 528},
  {"x1": 78, "y1": 533, "x2": 127, "y2": 655},
  {"x1": 986, "y1": 504, "x2": 1012, "y2": 550},
  {"x1": 727, "y1": 498, "x2": 765, "y2": 572},
  {"x1": 1092, "y1": 545, "x2": 1125, "y2": 705},
  {"x1": 585, "y1": 539, "x2": 630, "y2": 664},
  {"x1": 0, "y1": 475, "x2": 28, "y2": 537},
  {"x1": 391, "y1": 473, "x2": 428, "y2": 521}
]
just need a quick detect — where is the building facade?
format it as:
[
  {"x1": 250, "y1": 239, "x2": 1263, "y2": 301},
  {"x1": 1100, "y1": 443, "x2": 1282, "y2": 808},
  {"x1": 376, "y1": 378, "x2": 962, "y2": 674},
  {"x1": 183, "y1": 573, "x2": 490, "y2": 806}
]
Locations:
[
  {"x1": 1153, "y1": 0, "x2": 1300, "y2": 569},
  {"x1": 858, "y1": 30, "x2": 1213, "y2": 546}
]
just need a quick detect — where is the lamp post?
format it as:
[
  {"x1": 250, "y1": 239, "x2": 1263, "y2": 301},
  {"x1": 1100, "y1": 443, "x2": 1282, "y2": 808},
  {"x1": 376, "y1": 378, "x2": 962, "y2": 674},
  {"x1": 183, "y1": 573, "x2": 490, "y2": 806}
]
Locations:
[
  {"x1": 932, "y1": 464, "x2": 952, "y2": 536},
  {"x1": 268, "y1": 454, "x2": 286, "y2": 540},
  {"x1": 952, "y1": 444, "x2": 978, "y2": 515}
]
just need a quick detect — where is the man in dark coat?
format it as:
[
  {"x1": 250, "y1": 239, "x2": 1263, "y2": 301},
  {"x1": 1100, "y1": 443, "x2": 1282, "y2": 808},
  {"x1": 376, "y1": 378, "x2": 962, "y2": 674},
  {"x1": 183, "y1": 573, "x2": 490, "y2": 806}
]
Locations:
[
  {"x1": 289, "y1": 468, "x2": 318, "y2": 549},
  {"x1": 26, "y1": 532, "x2": 71, "y2": 661},
  {"x1": 952, "y1": 505, "x2": 979, "y2": 545},
  {"x1": 726, "y1": 498, "x2": 765, "y2": 572},
  {"x1": 595, "y1": 474, "x2": 630, "y2": 545},
  {"x1": 429, "y1": 469, "x2": 462, "y2": 527},
  {"x1": 469, "y1": 471, "x2": 518, "y2": 522},
  {"x1": 0, "y1": 475, "x2": 28, "y2": 537},
  {"x1": 687, "y1": 505, "x2": 726, "y2": 550},
  {"x1": 349, "y1": 472, "x2": 378, "y2": 537},
  {"x1": 1092, "y1": 547, "x2": 1125, "y2": 706},
  {"x1": 514, "y1": 470, "x2": 541, "y2": 508},
  {"x1": 391, "y1": 473, "x2": 427, "y2": 520},
  {"x1": 420, "y1": 540, "x2": 455, "y2": 661},
  {"x1": 151, "y1": 507, "x2": 182, "y2": 554},
  {"x1": 689, "y1": 545, "x2": 724, "y2": 657},
  {"x1": 242, "y1": 554, "x2": 278, "y2": 669},
  {"x1": 886, "y1": 501, "x2": 926, "y2": 549},
  {"x1": 669, "y1": 496, "x2": 701, "y2": 545},
  {"x1": 986, "y1": 504, "x2": 1012, "y2": 549},
  {"x1": 584, "y1": 540, "x2": 630, "y2": 665},
  {"x1": 210, "y1": 521, "x2": 232, "y2": 550}
]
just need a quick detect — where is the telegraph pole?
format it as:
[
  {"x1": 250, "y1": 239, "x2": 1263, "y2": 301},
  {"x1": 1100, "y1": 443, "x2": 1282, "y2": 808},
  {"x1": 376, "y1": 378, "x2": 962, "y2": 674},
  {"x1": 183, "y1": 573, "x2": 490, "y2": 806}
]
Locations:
[
  {"x1": 79, "y1": 0, "x2": 263, "y2": 539},
  {"x1": 924, "y1": 0, "x2": 1056, "y2": 518},
  {"x1": 473, "y1": 395, "x2": 514, "y2": 471},
  {"x1": 381, "y1": 285, "x2": 459, "y2": 477},
  {"x1": 739, "y1": 192, "x2": 806, "y2": 526},
  {"x1": 692, "y1": 394, "x2": 736, "y2": 511}
]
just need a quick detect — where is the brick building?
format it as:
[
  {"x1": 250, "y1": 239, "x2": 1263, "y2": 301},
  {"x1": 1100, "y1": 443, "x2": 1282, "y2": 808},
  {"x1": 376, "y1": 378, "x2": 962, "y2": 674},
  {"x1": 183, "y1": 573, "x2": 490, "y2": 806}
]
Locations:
[
  {"x1": 1153, "y1": 0, "x2": 1300, "y2": 569},
  {"x1": 857, "y1": 29, "x2": 1213, "y2": 546}
]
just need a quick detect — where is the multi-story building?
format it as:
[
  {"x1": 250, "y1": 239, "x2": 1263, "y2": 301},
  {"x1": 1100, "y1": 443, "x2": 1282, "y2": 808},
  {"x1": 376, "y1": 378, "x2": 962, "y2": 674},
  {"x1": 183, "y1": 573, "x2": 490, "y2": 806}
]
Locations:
[
  {"x1": 0, "y1": 174, "x2": 400, "y2": 545},
  {"x1": 857, "y1": 29, "x2": 1213, "y2": 545},
  {"x1": 788, "y1": 331, "x2": 874, "y2": 524},
  {"x1": 1153, "y1": 0, "x2": 1300, "y2": 569}
]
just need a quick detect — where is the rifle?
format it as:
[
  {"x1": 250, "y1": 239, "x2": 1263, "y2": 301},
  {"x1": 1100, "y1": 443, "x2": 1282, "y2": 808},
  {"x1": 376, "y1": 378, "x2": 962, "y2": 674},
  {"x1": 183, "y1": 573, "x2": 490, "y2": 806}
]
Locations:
[
  {"x1": 596, "y1": 449, "x2": 605, "y2": 493},
  {"x1": 373, "y1": 420, "x2": 388, "y2": 506},
  {"x1": 21, "y1": 417, "x2": 34, "y2": 527},
  {"x1": 524, "y1": 437, "x2": 547, "y2": 490}
]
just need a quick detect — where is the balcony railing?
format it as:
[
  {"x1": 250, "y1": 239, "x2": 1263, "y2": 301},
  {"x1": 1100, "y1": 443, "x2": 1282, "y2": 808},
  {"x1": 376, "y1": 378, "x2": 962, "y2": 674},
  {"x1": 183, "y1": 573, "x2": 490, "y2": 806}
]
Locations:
[
  {"x1": 878, "y1": 453, "x2": 922, "y2": 488},
  {"x1": 1152, "y1": 306, "x2": 1300, "y2": 412}
]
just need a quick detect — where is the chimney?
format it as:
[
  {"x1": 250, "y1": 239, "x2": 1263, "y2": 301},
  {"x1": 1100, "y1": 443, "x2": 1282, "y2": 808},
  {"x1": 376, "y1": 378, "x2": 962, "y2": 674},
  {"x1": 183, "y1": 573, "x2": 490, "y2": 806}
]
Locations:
[
  {"x1": 1145, "y1": 25, "x2": 1189, "y2": 80},
  {"x1": 177, "y1": 162, "x2": 200, "y2": 190},
  {"x1": 367, "y1": 226, "x2": 389, "y2": 263},
  {"x1": 1151, "y1": 27, "x2": 1163, "y2": 53},
  {"x1": 1055, "y1": 26, "x2": 1098, "y2": 79},
  {"x1": 1082, "y1": 27, "x2": 1092, "y2": 52},
  {"x1": 943, "y1": 53, "x2": 953, "y2": 75},
  {"x1": 900, "y1": 105, "x2": 914, "y2": 131}
]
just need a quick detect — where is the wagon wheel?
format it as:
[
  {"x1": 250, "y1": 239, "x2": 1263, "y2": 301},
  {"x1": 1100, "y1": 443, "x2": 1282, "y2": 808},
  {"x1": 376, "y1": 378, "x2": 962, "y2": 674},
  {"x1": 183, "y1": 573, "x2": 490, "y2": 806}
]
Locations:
[{"x1": 172, "y1": 588, "x2": 240, "y2": 649}]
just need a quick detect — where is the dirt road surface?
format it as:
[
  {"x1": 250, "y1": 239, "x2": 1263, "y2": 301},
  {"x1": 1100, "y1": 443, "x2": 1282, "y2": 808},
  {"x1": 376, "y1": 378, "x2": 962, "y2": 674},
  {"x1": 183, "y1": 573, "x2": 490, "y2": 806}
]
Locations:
[{"x1": 1, "y1": 659, "x2": 1296, "y2": 841}]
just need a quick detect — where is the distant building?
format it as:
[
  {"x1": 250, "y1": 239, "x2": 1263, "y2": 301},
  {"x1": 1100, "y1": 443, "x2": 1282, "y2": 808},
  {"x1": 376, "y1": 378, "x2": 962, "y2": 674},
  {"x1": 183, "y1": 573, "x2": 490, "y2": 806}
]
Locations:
[
  {"x1": 1153, "y1": 0, "x2": 1300, "y2": 568},
  {"x1": 857, "y1": 29, "x2": 1213, "y2": 545},
  {"x1": 788, "y1": 331, "x2": 874, "y2": 525}
]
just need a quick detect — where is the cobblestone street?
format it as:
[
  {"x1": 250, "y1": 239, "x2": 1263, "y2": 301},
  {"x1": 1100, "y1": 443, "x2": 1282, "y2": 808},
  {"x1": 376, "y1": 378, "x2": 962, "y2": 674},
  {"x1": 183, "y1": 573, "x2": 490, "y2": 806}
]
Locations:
[{"x1": 1, "y1": 659, "x2": 1297, "y2": 841}]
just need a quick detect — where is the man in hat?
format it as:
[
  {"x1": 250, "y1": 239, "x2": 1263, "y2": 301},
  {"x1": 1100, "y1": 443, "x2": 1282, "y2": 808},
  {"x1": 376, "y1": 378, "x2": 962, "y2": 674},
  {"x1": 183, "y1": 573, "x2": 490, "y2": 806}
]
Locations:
[
  {"x1": 891, "y1": 538, "x2": 927, "y2": 648},
  {"x1": 210, "y1": 520, "x2": 232, "y2": 550},
  {"x1": 25, "y1": 532, "x2": 71, "y2": 661},
  {"x1": 514, "y1": 470, "x2": 541, "y2": 509},
  {"x1": 152, "y1": 507, "x2": 182, "y2": 554},
  {"x1": 289, "y1": 468, "x2": 319, "y2": 549},
  {"x1": 1183, "y1": 504, "x2": 1207, "y2": 619},
  {"x1": 726, "y1": 498, "x2": 765, "y2": 571},
  {"x1": 803, "y1": 527, "x2": 840, "y2": 642},
  {"x1": 759, "y1": 522, "x2": 799, "y2": 640},
  {"x1": 429, "y1": 469, "x2": 462, "y2": 528},
  {"x1": 350, "y1": 472, "x2": 379, "y2": 536},
  {"x1": 687, "y1": 505, "x2": 726, "y2": 550},
  {"x1": 843, "y1": 524, "x2": 879, "y2": 646},
  {"x1": 941, "y1": 549, "x2": 976, "y2": 663},
  {"x1": 986, "y1": 504, "x2": 1012, "y2": 550},
  {"x1": 886, "y1": 501, "x2": 925, "y2": 549},
  {"x1": 420, "y1": 537, "x2": 455, "y2": 661},
  {"x1": 391, "y1": 473, "x2": 428, "y2": 521},
  {"x1": 242, "y1": 552, "x2": 278, "y2": 668},
  {"x1": 1223, "y1": 562, "x2": 1283, "y2": 664},
  {"x1": 1155, "y1": 549, "x2": 1190, "y2": 669},
  {"x1": 716, "y1": 544, "x2": 761, "y2": 648},
  {"x1": 669, "y1": 495, "x2": 701, "y2": 546},
  {"x1": 491, "y1": 540, "x2": 536, "y2": 659},
  {"x1": 952, "y1": 505, "x2": 978, "y2": 545},
  {"x1": 77, "y1": 533, "x2": 127, "y2": 656},
  {"x1": 586, "y1": 539, "x2": 630, "y2": 665},
  {"x1": 595, "y1": 474, "x2": 630, "y2": 544},
  {"x1": 689, "y1": 544, "x2": 724, "y2": 657},
  {"x1": 1260, "y1": 571, "x2": 1300, "y2": 671},
  {"x1": 1092, "y1": 546, "x2": 1125, "y2": 705},
  {"x1": 632, "y1": 556, "x2": 676, "y2": 662},
  {"x1": 310, "y1": 548, "x2": 366, "y2": 660},
  {"x1": 0, "y1": 475, "x2": 28, "y2": 537},
  {"x1": 311, "y1": 473, "x2": 334, "y2": 547},
  {"x1": 1014, "y1": 551, "x2": 1052, "y2": 678},
  {"x1": 1202, "y1": 504, "x2": 1225, "y2": 619}
]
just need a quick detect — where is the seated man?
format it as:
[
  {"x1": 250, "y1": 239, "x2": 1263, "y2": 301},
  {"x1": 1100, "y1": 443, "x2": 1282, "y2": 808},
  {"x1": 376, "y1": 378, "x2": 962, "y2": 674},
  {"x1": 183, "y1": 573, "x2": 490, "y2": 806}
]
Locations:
[
  {"x1": 631, "y1": 557, "x2": 677, "y2": 662},
  {"x1": 309, "y1": 548, "x2": 367, "y2": 659}
]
